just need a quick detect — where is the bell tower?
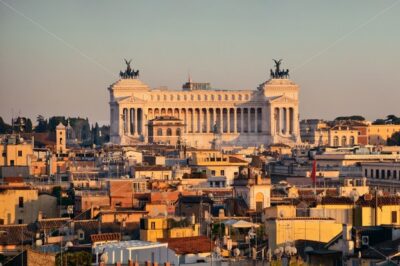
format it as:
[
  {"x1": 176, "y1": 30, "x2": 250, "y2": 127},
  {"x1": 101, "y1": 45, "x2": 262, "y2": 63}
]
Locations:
[{"x1": 56, "y1": 122, "x2": 66, "y2": 154}]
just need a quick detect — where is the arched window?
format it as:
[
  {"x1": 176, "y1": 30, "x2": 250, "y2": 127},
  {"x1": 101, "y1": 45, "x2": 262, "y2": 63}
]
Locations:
[
  {"x1": 239, "y1": 94, "x2": 243, "y2": 100},
  {"x1": 225, "y1": 95, "x2": 228, "y2": 100},
  {"x1": 197, "y1": 95, "x2": 201, "y2": 100},
  {"x1": 157, "y1": 128, "x2": 163, "y2": 136},
  {"x1": 177, "y1": 95, "x2": 180, "y2": 101},
  {"x1": 170, "y1": 95, "x2": 174, "y2": 101},
  {"x1": 176, "y1": 128, "x2": 181, "y2": 136},
  {"x1": 59, "y1": 138, "x2": 63, "y2": 144},
  {"x1": 381, "y1": 169, "x2": 385, "y2": 179},
  {"x1": 333, "y1": 136, "x2": 339, "y2": 146},
  {"x1": 218, "y1": 95, "x2": 222, "y2": 100},
  {"x1": 211, "y1": 95, "x2": 215, "y2": 101},
  {"x1": 184, "y1": 95, "x2": 187, "y2": 101},
  {"x1": 166, "y1": 128, "x2": 172, "y2": 136},
  {"x1": 341, "y1": 136, "x2": 347, "y2": 146},
  {"x1": 232, "y1": 95, "x2": 235, "y2": 100},
  {"x1": 204, "y1": 95, "x2": 208, "y2": 101},
  {"x1": 163, "y1": 95, "x2": 167, "y2": 101},
  {"x1": 349, "y1": 136, "x2": 355, "y2": 146},
  {"x1": 245, "y1": 94, "x2": 249, "y2": 100},
  {"x1": 157, "y1": 95, "x2": 160, "y2": 101},
  {"x1": 191, "y1": 95, "x2": 194, "y2": 100}
]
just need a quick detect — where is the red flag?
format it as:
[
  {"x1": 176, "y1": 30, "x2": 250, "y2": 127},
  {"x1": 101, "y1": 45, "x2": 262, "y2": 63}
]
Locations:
[{"x1": 310, "y1": 160, "x2": 317, "y2": 184}]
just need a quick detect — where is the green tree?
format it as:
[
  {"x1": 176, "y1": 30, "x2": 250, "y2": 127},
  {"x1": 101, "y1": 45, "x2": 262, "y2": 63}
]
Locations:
[
  {"x1": 334, "y1": 115, "x2": 365, "y2": 121},
  {"x1": 56, "y1": 251, "x2": 91, "y2": 266},
  {"x1": 387, "y1": 132, "x2": 400, "y2": 146},
  {"x1": 48, "y1": 116, "x2": 67, "y2": 132},
  {"x1": 25, "y1": 118, "x2": 33, "y2": 132},
  {"x1": 0, "y1": 117, "x2": 11, "y2": 134},
  {"x1": 35, "y1": 115, "x2": 48, "y2": 132}
]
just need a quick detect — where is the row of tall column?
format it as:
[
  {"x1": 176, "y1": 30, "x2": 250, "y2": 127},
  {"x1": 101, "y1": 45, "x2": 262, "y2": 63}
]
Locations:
[
  {"x1": 274, "y1": 107, "x2": 295, "y2": 135},
  {"x1": 122, "y1": 108, "x2": 143, "y2": 136},
  {"x1": 147, "y1": 107, "x2": 263, "y2": 134},
  {"x1": 122, "y1": 106, "x2": 297, "y2": 137}
]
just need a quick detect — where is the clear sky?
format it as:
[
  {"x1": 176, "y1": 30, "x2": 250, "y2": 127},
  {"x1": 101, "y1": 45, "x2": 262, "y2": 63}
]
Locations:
[{"x1": 1, "y1": 0, "x2": 399, "y2": 125}]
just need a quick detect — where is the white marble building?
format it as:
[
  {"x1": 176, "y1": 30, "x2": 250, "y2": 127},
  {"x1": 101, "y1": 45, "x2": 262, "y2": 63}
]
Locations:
[{"x1": 109, "y1": 74, "x2": 301, "y2": 148}]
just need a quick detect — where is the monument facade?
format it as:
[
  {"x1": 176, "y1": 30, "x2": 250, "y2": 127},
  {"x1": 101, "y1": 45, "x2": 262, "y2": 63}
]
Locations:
[{"x1": 109, "y1": 60, "x2": 301, "y2": 148}]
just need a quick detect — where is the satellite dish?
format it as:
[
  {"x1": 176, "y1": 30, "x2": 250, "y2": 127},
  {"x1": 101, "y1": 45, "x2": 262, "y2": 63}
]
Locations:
[
  {"x1": 233, "y1": 248, "x2": 240, "y2": 257},
  {"x1": 349, "y1": 190, "x2": 360, "y2": 203},
  {"x1": 100, "y1": 252, "x2": 108, "y2": 263},
  {"x1": 284, "y1": 245, "x2": 292, "y2": 255},
  {"x1": 274, "y1": 248, "x2": 281, "y2": 255}
]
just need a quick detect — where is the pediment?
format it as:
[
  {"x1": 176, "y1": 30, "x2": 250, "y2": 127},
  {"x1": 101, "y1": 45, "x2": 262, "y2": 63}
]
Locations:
[
  {"x1": 268, "y1": 95, "x2": 296, "y2": 104},
  {"x1": 117, "y1": 96, "x2": 146, "y2": 104}
]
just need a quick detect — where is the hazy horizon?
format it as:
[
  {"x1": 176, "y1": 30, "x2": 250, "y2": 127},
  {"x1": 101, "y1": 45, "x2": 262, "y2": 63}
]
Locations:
[{"x1": 1, "y1": 0, "x2": 400, "y2": 126}]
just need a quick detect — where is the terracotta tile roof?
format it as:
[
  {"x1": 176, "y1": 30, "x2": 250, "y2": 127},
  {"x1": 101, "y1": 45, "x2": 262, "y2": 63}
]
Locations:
[
  {"x1": 90, "y1": 233, "x2": 121, "y2": 243},
  {"x1": 150, "y1": 191, "x2": 180, "y2": 203},
  {"x1": 320, "y1": 197, "x2": 355, "y2": 205},
  {"x1": 228, "y1": 156, "x2": 248, "y2": 164},
  {"x1": 0, "y1": 224, "x2": 34, "y2": 245},
  {"x1": 160, "y1": 236, "x2": 214, "y2": 255},
  {"x1": 37, "y1": 218, "x2": 71, "y2": 230},
  {"x1": 358, "y1": 195, "x2": 400, "y2": 207},
  {"x1": 177, "y1": 195, "x2": 213, "y2": 205},
  {"x1": 134, "y1": 166, "x2": 172, "y2": 171}
]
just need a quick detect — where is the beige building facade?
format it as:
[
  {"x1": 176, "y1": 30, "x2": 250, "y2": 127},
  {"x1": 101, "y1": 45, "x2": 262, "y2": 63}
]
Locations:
[{"x1": 109, "y1": 70, "x2": 301, "y2": 148}]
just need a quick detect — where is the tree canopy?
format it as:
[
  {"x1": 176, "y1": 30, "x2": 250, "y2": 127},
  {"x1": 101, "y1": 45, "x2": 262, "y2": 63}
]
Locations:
[{"x1": 334, "y1": 115, "x2": 365, "y2": 121}]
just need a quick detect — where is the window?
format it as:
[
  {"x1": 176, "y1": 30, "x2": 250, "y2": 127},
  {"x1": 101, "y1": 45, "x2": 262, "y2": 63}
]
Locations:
[
  {"x1": 19, "y1": 197, "x2": 24, "y2": 208},
  {"x1": 1, "y1": 152, "x2": 5, "y2": 157},
  {"x1": 18, "y1": 219, "x2": 23, "y2": 224},
  {"x1": 211, "y1": 170, "x2": 216, "y2": 176},
  {"x1": 151, "y1": 222, "x2": 156, "y2": 230},
  {"x1": 341, "y1": 136, "x2": 347, "y2": 146},
  {"x1": 392, "y1": 211, "x2": 397, "y2": 223},
  {"x1": 376, "y1": 169, "x2": 380, "y2": 179},
  {"x1": 220, "y1": 170, "x2": 225, "y2": 176},
  {"x1": 59, "y1": 138, "x2": 63, "y2": 144},
  {"x1": 157, "y1": 128, "x2": 163, "y2": 136},
  {"x1": 78, "y1": 231, "x2": 85, "y2": 240},
  {"x1": 370, "y1": 169, "x2": 373, "y2": 178},
  {"x1": 333, "y1": 136, "x2": 339, "y2": 147},
  {"x1": 10, "y1": 160, "x2": 14, "y2": 166},
  {"x1": 18, "y1": 150, "x2": 22, "y2": 157},
  {"x1": 364, "y1": 169, "x2": 367, "y2": 177},
  {"x1": 176, "y1": 128, "x2": 181, "y2": 136},
  {"x1": 166, "y1": 128, "x2": 172, "y2": 136}
]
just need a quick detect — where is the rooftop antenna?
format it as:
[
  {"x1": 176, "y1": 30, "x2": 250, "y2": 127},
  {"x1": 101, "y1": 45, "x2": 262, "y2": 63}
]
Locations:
[{"x1": 188, "y1": 70, "x2": 192, "y2": 83}]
